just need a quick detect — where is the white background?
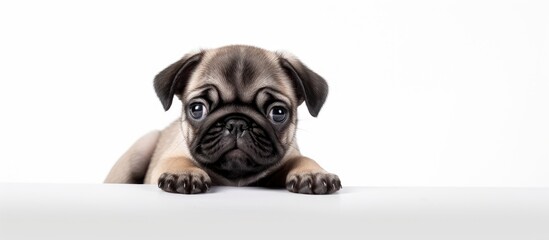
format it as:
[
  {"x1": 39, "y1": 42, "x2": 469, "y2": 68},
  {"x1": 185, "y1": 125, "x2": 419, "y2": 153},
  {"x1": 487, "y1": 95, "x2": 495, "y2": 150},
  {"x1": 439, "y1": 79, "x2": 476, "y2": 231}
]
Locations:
[{"x1": 0, "y1": 0, "x2": 547, "y2": 186}]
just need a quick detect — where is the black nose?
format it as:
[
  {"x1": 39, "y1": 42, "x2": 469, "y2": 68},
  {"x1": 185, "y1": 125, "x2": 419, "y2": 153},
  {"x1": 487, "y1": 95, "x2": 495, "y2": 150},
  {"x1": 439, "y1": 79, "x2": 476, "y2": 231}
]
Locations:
[{"x1": 225, "y1": 117, "x2": 250, "y2": 137}]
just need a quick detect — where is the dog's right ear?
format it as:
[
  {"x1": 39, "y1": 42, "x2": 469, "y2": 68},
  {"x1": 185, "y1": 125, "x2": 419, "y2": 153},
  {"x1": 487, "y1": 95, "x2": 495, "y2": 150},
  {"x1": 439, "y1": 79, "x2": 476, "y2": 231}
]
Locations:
[{"x1": 154, "y1": 52, "x2": 204, "y2": 111}]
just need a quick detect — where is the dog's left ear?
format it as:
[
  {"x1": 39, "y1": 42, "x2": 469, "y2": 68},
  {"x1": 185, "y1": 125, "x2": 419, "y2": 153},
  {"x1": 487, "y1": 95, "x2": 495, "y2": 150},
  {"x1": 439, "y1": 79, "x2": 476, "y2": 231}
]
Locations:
[
  {"x1": 154, "y1": 52, "x2": 204, "y2": 111},
  {"x1": 279, "y1": 56, "x2": 329, "y2": 117}
]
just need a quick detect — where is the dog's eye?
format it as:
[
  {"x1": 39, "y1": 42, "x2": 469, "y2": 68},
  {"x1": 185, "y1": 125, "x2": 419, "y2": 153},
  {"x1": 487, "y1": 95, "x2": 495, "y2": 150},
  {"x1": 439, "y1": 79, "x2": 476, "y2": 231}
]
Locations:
[
  {"x1": 189, "y1": 103, "x2": 208, "y2": 120},
  {"x1": 269, "y1": 106, "x2": 288, "y2": 123}
]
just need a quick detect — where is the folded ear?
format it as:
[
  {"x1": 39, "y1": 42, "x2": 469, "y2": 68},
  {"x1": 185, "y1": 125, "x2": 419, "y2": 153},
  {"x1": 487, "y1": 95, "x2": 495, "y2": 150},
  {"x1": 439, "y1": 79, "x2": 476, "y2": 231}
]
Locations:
[
  {"x1": 279, "y1": 57, "x2": 329, "y2": 117},
  {"x1": 153, "y1": 52, "x2": 203, "y2": 111}
]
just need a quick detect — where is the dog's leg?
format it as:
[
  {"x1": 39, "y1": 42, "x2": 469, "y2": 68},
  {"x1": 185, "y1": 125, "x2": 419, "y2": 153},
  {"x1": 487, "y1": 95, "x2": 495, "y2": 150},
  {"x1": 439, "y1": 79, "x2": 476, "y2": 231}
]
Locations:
[
  {"x1": 150, "y1": 157, "x2": 212, "y2": 194},
  {"x1": 104, "y1": 131, "x2": 160, "y2": 184},
  {"x1": 282, "y1": 156, "x2": 342, "y2": 194}
]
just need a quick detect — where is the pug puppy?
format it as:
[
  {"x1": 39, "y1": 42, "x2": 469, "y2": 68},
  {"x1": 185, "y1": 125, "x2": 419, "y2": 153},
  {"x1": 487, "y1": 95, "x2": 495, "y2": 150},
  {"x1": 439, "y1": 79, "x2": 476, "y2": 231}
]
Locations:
[{"x1": 105, "y1": 45, "x2": 341, "y2": 194}]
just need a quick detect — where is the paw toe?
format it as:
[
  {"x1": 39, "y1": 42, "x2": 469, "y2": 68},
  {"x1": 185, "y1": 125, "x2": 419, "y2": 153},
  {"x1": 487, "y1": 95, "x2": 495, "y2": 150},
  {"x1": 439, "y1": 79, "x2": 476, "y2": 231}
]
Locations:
[
  {"x1": 286, "y1": 172, "x2": 341, "y2": 195},
  {"x1": 158, "y1": 171, "x2": 211, "y2": 194}
]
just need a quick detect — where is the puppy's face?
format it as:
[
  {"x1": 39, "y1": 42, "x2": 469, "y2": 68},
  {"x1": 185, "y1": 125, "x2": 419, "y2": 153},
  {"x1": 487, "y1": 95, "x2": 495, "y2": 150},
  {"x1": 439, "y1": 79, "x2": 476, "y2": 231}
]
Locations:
[
  {"x1": 154, "y1": 45, "x2": 328, "y2": 180},
  {"x1": 183, "y1": 47, "x2": 297, "y2": 179}
]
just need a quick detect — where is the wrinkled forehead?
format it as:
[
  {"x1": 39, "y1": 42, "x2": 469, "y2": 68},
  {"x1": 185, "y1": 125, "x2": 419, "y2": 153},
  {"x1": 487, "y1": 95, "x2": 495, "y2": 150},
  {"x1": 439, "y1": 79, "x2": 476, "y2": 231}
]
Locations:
[{"x1": 184, "y1": 47, "x2": 295, "y2": 104}]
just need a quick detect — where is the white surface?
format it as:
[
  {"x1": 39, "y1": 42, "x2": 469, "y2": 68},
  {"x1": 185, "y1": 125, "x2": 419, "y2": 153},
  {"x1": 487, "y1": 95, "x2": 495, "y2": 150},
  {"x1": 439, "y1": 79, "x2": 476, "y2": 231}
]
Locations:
[
  {"x1": 0, "y1": 1, "x2": 548, "y2": 186},
  {"x1": 1, "y1": 184, "x2": 548, "y2": 240}
]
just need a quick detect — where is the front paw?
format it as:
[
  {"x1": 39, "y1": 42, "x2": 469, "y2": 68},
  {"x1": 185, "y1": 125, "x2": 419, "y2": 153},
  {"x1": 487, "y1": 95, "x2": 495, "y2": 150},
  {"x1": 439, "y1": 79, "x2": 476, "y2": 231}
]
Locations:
[
  {"x1": 286, "y1": 172, "x2": 342, "y2": 194},
  {"x1": 158, "y1": 171, "x2": 212, "y2": 194}
]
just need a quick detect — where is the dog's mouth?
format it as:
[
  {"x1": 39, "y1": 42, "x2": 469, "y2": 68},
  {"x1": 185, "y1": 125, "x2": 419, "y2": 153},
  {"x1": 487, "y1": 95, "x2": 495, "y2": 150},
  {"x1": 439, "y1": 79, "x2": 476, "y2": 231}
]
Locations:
[
  {"x1": 191, "y1": 114, "x2": 282, "y2": 179},
  {"x1": 208, "y1": 149, "x2": 262, "y2": 179}
]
